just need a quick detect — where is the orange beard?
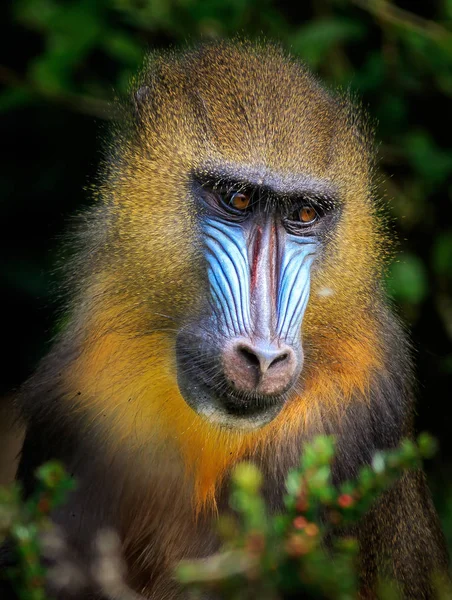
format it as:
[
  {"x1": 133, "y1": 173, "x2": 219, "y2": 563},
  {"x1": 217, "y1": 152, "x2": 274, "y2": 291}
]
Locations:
[{"x1": 68, "y1": 320, "x2": 380, "y2": 514}]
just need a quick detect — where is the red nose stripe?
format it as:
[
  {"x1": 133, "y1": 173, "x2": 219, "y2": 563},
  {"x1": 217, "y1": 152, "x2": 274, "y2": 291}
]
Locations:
[{"x1": 250, "y1": 225, "x2": 262, "y2": 291}]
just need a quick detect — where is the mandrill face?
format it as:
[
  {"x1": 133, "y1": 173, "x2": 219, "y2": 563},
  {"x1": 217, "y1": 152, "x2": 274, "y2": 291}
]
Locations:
[{"x1": 176, "y1": 172, "x2": 339, "y2": 430}]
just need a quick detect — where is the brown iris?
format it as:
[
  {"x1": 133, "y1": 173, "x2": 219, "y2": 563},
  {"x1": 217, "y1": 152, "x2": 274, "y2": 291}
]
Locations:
[
  {"x1": 299, "y1": 206, "x2": 317, "y2": 223},
  {"x1": 229, "y1": 192, "x2": 250, "y2": 211}
]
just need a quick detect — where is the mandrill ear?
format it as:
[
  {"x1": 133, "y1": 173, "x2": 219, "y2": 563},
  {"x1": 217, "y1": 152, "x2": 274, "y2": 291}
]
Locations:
[{"x1": 132, "y1": 85, "x2": 153, "y2": 120}]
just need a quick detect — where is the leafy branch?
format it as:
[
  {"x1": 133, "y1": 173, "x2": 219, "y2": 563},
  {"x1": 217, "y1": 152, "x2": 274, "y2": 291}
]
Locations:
[
  {"x1": 0, "y1": 64, "x2": 115, "y2": 119},
  {"x1": 177, "y1": 434, "x2": 443, "y2": 599},
  {"x1": 350, "y1": 0, "x2": 452, "y2": 46},
  {"x1": 0, "y1": 436, "x2": 448, "y2": 599}
]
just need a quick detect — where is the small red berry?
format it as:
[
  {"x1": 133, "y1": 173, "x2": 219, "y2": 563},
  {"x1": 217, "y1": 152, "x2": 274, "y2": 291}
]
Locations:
[
  {"x1": 304, "y1": 523, "x2": 319, "y2": 537},
  {"x1": 338, "y1": 494, "x2": 354, "y2": 508},
  {"x1": 293, "y1": 516, "x2": 308, "y2": 530}
]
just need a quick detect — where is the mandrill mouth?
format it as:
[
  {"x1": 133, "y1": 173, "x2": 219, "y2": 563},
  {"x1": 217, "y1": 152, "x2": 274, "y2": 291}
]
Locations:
[
  {"x1": 175, "y1": 333, "x2": 301, "y2": 431},
  {"x1": 176, "y1": 366, "x2": 288, "y2": 430}
]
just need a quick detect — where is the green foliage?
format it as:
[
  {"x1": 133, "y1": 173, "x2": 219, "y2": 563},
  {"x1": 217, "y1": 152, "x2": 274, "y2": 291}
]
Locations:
[
  {"x1": 0, "y1": 437, "x2": 443, "y2": 599},
  {"x1": 176, "y1": 434, "x2": 439, "y2": 599},
  {"x1": 291, "y1": 18, "x2": 366, "y2": 68},
  {"x1": 0, "y1": 463, "x2": 75, "y2": 600},
  {"x1": 387, "y1": 253, "x2": 428, "y2": 305}
]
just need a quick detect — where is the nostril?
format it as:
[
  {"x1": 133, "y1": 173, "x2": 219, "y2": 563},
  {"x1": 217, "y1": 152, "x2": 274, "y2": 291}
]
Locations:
[
  {"x1": 269, "y1": 352, "x2": 288, "y2": 368},
  {"x1": 238, "y1": 346, "x2": 260, "y2": 368}
]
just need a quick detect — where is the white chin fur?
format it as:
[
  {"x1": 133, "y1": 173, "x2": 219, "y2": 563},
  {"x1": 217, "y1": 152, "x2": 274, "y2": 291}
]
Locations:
[
  {"x1": 177, "y1": 371, "x2": 278, "y2": 430},
  {"x1": 196, "y1": 403, "x2": 274, "y2": 430}
]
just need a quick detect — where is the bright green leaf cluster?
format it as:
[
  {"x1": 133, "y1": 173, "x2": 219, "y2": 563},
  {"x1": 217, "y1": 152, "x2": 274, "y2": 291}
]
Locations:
[{"x1": 176, "y1": 433, "x2": 442, "y2": 600}]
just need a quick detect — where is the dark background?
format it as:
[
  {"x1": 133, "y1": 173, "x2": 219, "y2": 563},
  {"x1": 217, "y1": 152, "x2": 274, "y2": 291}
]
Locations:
[{"x1": 1, "y1": 0, "x2": 451, "y2": 533}]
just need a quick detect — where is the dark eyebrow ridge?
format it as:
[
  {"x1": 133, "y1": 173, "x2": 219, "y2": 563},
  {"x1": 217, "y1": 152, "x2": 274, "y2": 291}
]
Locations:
[{"x1": 192, "y1": 162, "x2": 339, "y2": 208}]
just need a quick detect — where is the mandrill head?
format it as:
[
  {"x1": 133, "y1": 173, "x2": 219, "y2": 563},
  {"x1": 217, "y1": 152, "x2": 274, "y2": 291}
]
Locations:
[{"x1": 71, "y1": 40, "x2": 384, "y2": 501}]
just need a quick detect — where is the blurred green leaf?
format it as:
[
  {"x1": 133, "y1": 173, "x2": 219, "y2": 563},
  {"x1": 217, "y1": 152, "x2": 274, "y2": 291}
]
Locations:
[
  {"x1": 404, "y1": 131, "x2": 452, "y2": 187},
  {"x1": 387, "y1": 254, "x2": 428, "y2": 304},
  {"x1": 291, "y1": 18, "x2": 366, "y2": 67},
  {"x1": 433, "y1": 231, "x2": 452, "y2": 277},
  {"x1": 102, "y1": 32, "x2": 144, "y2": 65},
  {"x1": 0, "y1": 88, "x2": 33, "y2": 112}
]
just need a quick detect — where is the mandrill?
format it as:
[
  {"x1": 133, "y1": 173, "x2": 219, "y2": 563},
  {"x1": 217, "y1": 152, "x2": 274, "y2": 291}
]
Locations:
[{"x1": 4, "y1": 41, "x2": 449, "y2": 598}]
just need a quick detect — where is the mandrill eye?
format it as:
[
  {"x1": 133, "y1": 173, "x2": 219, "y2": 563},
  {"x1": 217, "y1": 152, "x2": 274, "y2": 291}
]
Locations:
[
  {"x1": 199, "y1": 183, "x2": 253, "y2": 221},
  {"x1": 299, "y1": 206, "x2": 317, "y2": 224},
  {"x1": 288, "y1": 205, "x2": 318, "y2": 225},
  {"x1": 225, "y1": 191, "x2": 251, "y2": 211},
  {"x1": 283, "y1": 202, "x2": 323, "y2": 235}
]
